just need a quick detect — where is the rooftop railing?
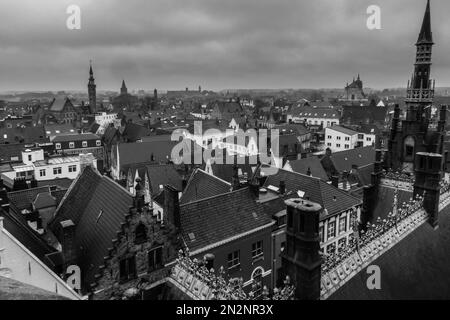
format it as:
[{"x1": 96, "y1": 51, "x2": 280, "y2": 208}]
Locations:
[
  {"x1": 170, "y1": 249, "x2": 295, "y2": 300},
  {"x1": 320, "y1": 189, "x2": 450, "y2": 299}
]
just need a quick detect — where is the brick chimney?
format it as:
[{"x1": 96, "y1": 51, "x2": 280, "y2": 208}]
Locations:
[
  {"x1": 163, "y1": 185, "x2": 181, "y2": 229},
  {"x1": 279, "y1": 180, "x2": 286, "y2": 195},
  {"x1": 60, "y1": 220, "x2": 76, "y2": 268},
  {"x1": 361, "y1": 185, "x2": 376, "y2": 229},
  {"x1": 281, "y1": 198, "x2": 322, "y2": 300},
  {"x1": 331, "y1": 175, "x2": 339, "y2": 188},
  {"x1": 248, "y1": 178, "x2": 260, "y2": 198},
  {"x1": 231, "y1": 164, "x2": 240, "y2": 191}
]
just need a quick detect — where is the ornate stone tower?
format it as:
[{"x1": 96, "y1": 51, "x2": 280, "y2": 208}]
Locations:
[
  {"x1": 281, "y1": 199, "x2": 322, "y2": 300},
  {"x1": 88, "y1": 61, "x2": 96, "y2": 113},
  {"x1": 386, "y1": 0, "x2": 440, "y2": 173}
]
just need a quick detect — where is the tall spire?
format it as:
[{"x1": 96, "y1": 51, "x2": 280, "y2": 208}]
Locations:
[
  {"x1": 88, "y1": 60, "x2": 96, "y2": 113},
  {"x1": 89, "y1": 60, "x2": 95, "y2": 82},
  {"x1": 121, "y1": 79, "x2": 128, "y2": 95},
  {"x1": 417, "y1": 0, "x2": 433, "y2": 44}
]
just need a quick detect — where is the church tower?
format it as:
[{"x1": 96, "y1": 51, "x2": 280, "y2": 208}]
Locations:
[
  {"x1": 386, "y1": 0, "x2": 438, "y2": 173},
  {"x1": 88, "y1": 61, "x2": 96, "y2": 113},
  {"x1": 121, "y1": 80, "x2": 128, "y2": 95}
]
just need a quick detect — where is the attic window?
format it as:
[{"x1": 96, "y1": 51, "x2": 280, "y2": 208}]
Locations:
[
  {"x1": 333, "y1": 196, "x2": 337, "y2": 201},
  {"x1": 188, "y1": 232, "x2": 196, "y2": 242},
  {"x1": 297, "y1": 190, "x2": 305, "y2": 198},
  {"x1": 252, "y1": 212, "x2": 258, "y2": 219}
]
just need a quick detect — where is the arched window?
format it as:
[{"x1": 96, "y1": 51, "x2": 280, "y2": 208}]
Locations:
[
  {"x1": 135, "y1": 223, "x2": 147, "y2": 244},
  {"x1": 251, "y1": 267, "x2": 264, "y2": 299},
  {"x1": 404, "y1": 136, "x2": 415, "y2": 162}
]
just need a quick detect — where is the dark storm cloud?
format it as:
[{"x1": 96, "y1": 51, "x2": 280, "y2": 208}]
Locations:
[{"x1": 0, "y1": 0, "x2": 449, "y2": 91}]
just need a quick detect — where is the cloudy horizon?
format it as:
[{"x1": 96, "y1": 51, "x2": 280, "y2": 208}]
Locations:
[{"x1": 1, "y1": 0, "x2": 449, "y2": 92}]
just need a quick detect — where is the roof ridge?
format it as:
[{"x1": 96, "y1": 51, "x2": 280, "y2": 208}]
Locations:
[
  {"x1": 102, "y1": 174, "x2": 134, "y2": 197},
  {"x1": 52, "y1": 165, "x2": 102, "y2": 219},
  {"x1": 8, "y1": 186, "x2": 50, "y2": 196},
  {"x1": 277, "y1": 167, "x2": 322, "y2": 181},
  {"x1": 180, "y1": 186, "x2": 250, "y2": 208},
  {"x1": 320, "y1": 179, "x2": 363, "y2": 203},
  {"x1": 197, "y1": 168, "x2": 231, "y2": 185}
]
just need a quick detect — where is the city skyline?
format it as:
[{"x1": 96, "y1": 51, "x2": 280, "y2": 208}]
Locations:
[{"x1": 1, "y1": 0, "x2": 450, "y2": 92}]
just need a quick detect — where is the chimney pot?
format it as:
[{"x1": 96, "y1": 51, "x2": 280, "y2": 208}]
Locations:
[
  {"x1": 60, "y1": 219, "x2": 76, "y2": 268},
  {"x1": 279, "y1": 180, "x2": 286, "y2": 195},
  {"x1": 163, "y1": 185, "x2": 181, "y2": 229}
]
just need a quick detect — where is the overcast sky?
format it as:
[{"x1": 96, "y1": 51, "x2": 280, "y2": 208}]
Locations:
[{"x1": 0, "y1": 0, "x2": 449, "y2": 92}]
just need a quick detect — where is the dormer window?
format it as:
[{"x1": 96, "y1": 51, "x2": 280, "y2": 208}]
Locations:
[
  {"x1": 69, "y1": 142, "x2": 75, "y2": 149},
  {"x1": 82, "y1": 141, "x2": 88, "y2": 148}
]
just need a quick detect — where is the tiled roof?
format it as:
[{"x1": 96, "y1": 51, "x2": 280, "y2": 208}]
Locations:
[
  {"x1": 290, "y1": 106, "x2": 340, "y2": 119},
  {"x1": 180, "y1": 188, "x2": 273, "y2": 253},
  {"x1": 341, "y1": 105, "x2": 387, "y2": 124},
  {"x1": 210, "y1": 163, "x2": 255, "y2": 184},
  {"x1": 37, "y1": 178, "x2": 73, "y2": 190},
  {"x1": 1, "y1": 208, "x2": 58, "y2": 270},
  {"x1": 49, "y1": 97, "x2": 73, "y2": 112},
  {"x1": 180, "y1": 169, "x2": 230, "y2": 205},
  {"x1": 33, "y1": 192, "x2": 57, "y2": 209},
  {"x1": 121, "y1": 123, "x2": 151, "y2": 142},
  {"x1": 52, "y1": 133, "x2": 100, "y2": 143},
  {"x1": 0, "y1": 126, "x2": 47, "y2": 144},
  {"x1": 0, "y1": 143, "x2": 27, "y2": 163},
  {"x1": 286, "y1": 157, "x2": 329, "y2": 181},
  {"x1": 273, "y1": 123, "x2": 310, "y2": 136},
  {"x1": 214, "y1": 101, "x2": 243, "y2": 114},
  {"x1": 146, "y1": 164, "x2": 183, "y2": 193},
  {"x1": 330, "y1": 204, "x2": 450, "y2": 300},
  {"x1": 262, "y1": 168, "x2": 361, "y2": 217},
  {"x1": 102, "y1": 126, "x2": 119, "y2": 145},
  {"x1": 8, "y1": 187, "x2": 51, "y2": 211},
  {"x1": 118, "y1": 141, "x2": 178, "y2": 167},
  {"x1": 49, "y1": 166, "x2": 134, "y2": 291},
  {"x1": 0, "y1": 276, "x2": 68, "y2": 300},
  {"x1": 323, "y1": 146, "x2": 375, "y2": 174},
  {"x1": 327, "y1": 125, "x2": 358, "y2": 136}
]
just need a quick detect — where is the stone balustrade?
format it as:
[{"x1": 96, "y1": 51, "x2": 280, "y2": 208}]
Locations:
[
  {"x1": 320, "y1": 190, "x2": 450, "y2": 299},
  {"x1": 380, "y1": 178, "x2": 414, "y2": 191}
]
